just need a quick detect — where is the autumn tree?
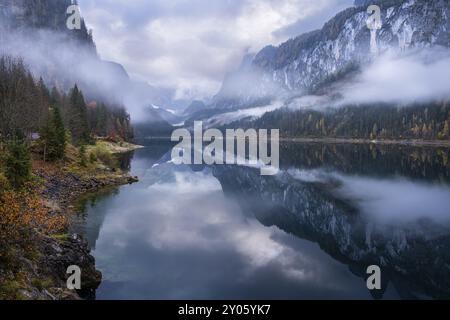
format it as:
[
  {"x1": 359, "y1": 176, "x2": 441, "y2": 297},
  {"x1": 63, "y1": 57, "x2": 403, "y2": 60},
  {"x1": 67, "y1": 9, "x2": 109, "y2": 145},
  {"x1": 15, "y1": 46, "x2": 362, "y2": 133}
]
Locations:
[{"x1": 0, "y1": 188, "x2": 67, "y2": 257}]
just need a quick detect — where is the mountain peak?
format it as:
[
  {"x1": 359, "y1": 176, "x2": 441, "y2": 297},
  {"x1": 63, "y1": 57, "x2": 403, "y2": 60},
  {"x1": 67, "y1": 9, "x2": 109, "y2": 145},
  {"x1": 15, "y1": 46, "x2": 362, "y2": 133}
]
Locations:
[
  {"x1": 214, "y1": 0, "x2": 449, "y2": 110},
  {"x1": 0, "y1": 0, "x2": 95, "y2": 52}
]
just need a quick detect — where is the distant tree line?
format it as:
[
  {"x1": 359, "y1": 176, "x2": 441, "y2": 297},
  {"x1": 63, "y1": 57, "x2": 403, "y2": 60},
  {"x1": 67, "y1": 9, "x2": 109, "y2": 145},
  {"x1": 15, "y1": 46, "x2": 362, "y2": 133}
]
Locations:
[{"x1": 240, "y1": 101, "x2": 450, "y2": 140}]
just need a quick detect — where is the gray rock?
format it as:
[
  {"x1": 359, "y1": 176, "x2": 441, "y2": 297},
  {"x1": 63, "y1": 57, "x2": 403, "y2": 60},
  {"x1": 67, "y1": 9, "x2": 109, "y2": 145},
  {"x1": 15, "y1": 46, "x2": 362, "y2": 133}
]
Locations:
[{"x1": 213, "y1": 0, "x2": 450, "y2": 110}]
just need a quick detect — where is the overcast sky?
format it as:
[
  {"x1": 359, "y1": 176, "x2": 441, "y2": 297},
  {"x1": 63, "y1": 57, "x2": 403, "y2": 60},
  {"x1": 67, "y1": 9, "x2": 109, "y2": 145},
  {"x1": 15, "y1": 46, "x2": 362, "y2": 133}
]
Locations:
[{"x1": 79, "y1": 0, "x2": 353, "y2": 100}]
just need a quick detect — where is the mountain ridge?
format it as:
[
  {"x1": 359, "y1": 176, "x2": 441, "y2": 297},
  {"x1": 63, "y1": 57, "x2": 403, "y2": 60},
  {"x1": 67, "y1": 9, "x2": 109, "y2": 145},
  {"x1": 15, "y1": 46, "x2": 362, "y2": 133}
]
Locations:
[
  {"x1": 0, "y1": 0, "x2": 96, "y2": 52},
  {"x1": 210, "y1": 0, "x2": 449, "y2": 112},
  {"x1": 0, "y1": 0, "x2": 175, "y2": 133}
]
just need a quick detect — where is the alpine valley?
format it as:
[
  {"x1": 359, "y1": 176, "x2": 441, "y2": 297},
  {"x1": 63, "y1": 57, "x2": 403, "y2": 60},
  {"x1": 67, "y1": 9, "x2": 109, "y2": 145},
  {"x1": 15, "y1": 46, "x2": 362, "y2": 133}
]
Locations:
[
  {"x1": 1, "y1": 0, "x2": 450, "y2": 301},
  {"x1": 184, "y1": 0, "x2": 450, "y2": 143}
]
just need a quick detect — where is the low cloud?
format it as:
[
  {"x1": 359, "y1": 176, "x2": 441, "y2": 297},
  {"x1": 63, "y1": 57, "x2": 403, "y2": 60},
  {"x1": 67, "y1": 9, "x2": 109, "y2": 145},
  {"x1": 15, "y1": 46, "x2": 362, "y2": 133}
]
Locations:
[
  {"x1": 341, "y1": 48, "x2": 450, "y2": 104},
  {"x1": 1, "y1": 25, "x2": 173, "y2": 120},
  {"x1": 79, "y1": 0, "x2": 353, "y2": 100}
]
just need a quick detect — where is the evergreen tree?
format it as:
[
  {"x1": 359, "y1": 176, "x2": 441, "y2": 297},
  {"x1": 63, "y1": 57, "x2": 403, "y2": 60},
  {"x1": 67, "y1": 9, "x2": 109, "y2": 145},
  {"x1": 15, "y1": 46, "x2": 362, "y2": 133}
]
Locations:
[
  {"x1": 96, "y1": 103, "x2": 108, "y2": 137},
  {"x1": 40, "y1": 107, "x2": 66, "y2": 161},
  {"x1": 50, "y1": 86, "x2": 61, "y2": 106},
  {"x1": 79, "y1": 145, "x2": 87, "y2": 167},
  {"x1": 443, "y1": 121, "x2": 449, "y2": 139},
  {"x1": 5, "y1": 134, "x2": 31, "y2": 189},
  {"x1": 68, "y1": 85, "x2": 90, "y2": 144},
  {"x1": 53, "y1": 106, "x2": 66, "y2": 154}
]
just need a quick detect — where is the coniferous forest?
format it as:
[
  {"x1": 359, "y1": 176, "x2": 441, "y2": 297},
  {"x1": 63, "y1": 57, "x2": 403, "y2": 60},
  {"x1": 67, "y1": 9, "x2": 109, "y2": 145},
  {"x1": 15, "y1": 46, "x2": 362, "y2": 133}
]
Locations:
[
  {"x1": 232, "y1": 101, "x2": 450, "y2": 141},
  {"x1": 0, "y1": 56, "x2": 133, "y2": 145},
  {"x1": 1, "y1": 0, "x2": 450, "y2": 302}
]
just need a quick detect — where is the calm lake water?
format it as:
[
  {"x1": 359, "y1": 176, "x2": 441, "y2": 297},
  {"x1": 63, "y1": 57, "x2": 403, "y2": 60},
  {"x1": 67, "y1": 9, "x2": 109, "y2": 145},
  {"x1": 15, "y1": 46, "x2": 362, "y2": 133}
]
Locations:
[{"x1": 75, "y1": 141, "x2": 450, "y2": 300}]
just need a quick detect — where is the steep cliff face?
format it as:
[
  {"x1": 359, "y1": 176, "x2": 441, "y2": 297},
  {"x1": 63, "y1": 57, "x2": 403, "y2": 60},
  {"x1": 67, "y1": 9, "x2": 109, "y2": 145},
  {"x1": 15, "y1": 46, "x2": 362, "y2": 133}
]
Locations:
[
  {"x1": 0, "y1": 0, "x2": 99, "y2": 94},
  {"x1": 0, "y1": 0, "x2": 95, "y2": 52},
  {"x1": 214, "y1": 0, "x2": 450, "y2": 109},
  {"x1": 0, "y1": 0, "x2": 174, "y2": 131}
]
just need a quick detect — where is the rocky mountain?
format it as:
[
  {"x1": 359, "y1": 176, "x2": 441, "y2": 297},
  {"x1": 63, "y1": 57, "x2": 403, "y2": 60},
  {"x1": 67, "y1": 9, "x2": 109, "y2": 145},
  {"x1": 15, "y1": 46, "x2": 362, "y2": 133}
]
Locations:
[
  {"x1": 133, "y1": 108, "x2": 174, "y2": 139},
  {"x1": 354, "y1": 0, "x2": 378, "y2": 6},
  {"x1": 183, "y1": 100, "x2": 207, "y2": 116},
  {"x1": 211, "y1": 0, "x2": 449, "y2": 112},
  {"x1": 0, "y1": 0, "x2": 175, "y2": 134},
  {"x1": 0, "y1": 0, "x2": 95, "y2": 51}
]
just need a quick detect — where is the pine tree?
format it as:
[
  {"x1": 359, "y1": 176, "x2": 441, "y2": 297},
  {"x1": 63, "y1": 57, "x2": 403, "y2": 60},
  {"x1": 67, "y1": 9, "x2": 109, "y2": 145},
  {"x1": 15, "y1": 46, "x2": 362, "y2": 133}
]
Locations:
[
  {"x1": 50, "y1": 86, "x2": 61, "y2": 106},
  {"x1": 68, "y1": 85, "x2": 90, "y2": 145},
  {"x1": 5, "y1": 134, "x2": 31, "y2": 189},
  {"x1": 53, "y1": 106, "x2": 66, "y2": 157},
  {"x1": 96, "y1": 103, "x2": 108, "y2": 137},
  {"x1": 40, "y1": 107, "x2": 66, "y2": 161},
  {"x1": 79, "y1": 145, "x2": 87, "y2": 167},
  {"x1": 371, "y1": 123, "x2": 378, "y2": 140},
  {"x1": 443, "y1": 121, "x2": 449, "y2": 139},
  {"x1": 36, "y1": 77, "x2": 51, "y2": 128}
]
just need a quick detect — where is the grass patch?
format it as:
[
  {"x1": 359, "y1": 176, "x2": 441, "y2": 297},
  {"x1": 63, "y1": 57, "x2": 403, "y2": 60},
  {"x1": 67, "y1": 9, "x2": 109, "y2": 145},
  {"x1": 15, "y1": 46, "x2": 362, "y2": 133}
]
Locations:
[
  {"x1": 31, "y1": 278, "x2": 54, "y2": 291},
  {"x1": 88, "y1": 143, "x2": 118, "y2": 169},
  {"x1": 0, "y1": 280, "x2": 24, "y2": 299},
  {"x1": 50, "y1": 234, "x2": 70, "y2": 241}
]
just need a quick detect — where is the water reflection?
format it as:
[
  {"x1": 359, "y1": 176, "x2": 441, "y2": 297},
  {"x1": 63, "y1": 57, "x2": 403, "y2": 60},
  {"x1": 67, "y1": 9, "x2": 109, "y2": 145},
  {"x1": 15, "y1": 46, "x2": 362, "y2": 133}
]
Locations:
[
  {"x1": 213, "y1": 165, "x2": 450, "y2": 299},
  {"x1": 280, "y1": 142, "x2": 450, "y2": 183},
  {"x1": 78, "y1": 142, "x2": 450, "y2": 299}
]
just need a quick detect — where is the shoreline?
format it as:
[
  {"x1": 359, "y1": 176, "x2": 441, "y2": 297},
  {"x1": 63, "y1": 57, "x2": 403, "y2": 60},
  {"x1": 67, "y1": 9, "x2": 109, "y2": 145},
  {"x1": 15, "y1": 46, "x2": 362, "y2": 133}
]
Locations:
[
  {"x1": 139, "y1": 135, "x2": 450, "y2": 148},
  {"x1": 41, "y1": 142, "x2": 142, "y2": 299},
  {"x1": 282, "y1": 137, "x2": 450, "y2": 147},
  {"x1": 1, "y1": 141, "x2": 141, "y2": 300},
  {"x1": 93, "y1": 140, "x2": 145, "y2": 154}
]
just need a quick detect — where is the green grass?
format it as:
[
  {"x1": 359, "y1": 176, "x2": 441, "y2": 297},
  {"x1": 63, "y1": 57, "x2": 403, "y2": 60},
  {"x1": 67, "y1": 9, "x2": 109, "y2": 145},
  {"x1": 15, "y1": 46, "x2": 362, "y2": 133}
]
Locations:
[
  {"x1": 89, "y1": 143, "x2": 118, "y2": 169},
  {"x1": 50, "y1": 234, "x2": 70, "y2": 241},
  {"x1": 0, "y1": 280, "x2": 24, "y2": 299},
  {"x1": 31, "y1": 278, "x2": 54, "y2": 291}
]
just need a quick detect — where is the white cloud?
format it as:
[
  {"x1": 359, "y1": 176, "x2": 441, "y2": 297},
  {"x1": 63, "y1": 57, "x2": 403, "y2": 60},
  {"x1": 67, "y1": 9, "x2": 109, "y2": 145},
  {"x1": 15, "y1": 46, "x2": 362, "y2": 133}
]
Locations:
[
  {"x1": 79, "y1": 0, "x2": 353, "y2": 100},
  {"x1": 206, "y1": 101, "x2": 285, "y2": 127},
  {"x1": 342, "y1": 48, "x2": 450, "y2": 104}
]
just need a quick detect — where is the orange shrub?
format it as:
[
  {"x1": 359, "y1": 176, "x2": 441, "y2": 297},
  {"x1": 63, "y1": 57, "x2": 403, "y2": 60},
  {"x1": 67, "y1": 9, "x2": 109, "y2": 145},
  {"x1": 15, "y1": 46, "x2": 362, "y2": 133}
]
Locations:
[{"x1": 0, "y1": 186, "x2": 67, "y2": 255}]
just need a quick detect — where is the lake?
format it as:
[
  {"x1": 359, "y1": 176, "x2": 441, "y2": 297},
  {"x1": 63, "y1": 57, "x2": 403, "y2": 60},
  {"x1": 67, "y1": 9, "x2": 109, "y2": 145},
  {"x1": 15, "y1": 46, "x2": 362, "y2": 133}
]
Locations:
[{"x1": 74, "y1": 141, "x2": 450, "y2": 300}]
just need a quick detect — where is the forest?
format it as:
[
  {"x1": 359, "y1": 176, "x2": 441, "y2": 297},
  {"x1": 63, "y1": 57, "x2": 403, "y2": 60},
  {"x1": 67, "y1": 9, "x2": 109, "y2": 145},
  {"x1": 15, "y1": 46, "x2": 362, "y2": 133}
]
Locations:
[
  {"x1": 0, "y1": 56, "x2": 133, "y2": 144},
  {"x1": 233, "y1": 101, "x2": 450, "y2": 141},
  {"x1": 0, "y1": 55, "x2": 135, "y2": 291}
]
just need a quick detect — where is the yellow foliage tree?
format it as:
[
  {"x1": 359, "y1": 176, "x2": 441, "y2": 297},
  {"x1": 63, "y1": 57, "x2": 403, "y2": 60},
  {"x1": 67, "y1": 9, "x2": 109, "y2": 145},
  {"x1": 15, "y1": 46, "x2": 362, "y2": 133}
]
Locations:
[{"x1": 0, "y1": 185, "x2": 67, "y2": 256}]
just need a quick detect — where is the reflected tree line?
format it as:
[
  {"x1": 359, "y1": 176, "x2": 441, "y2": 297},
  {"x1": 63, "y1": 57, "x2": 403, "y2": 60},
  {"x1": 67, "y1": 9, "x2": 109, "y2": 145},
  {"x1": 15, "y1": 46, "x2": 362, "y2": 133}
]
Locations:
[
  {"x1": 213, "y1": 161, "x2": 450, "y2": 299},
  {"x1": 279, "y1": 142, "x2": 450, "y2": 183}
]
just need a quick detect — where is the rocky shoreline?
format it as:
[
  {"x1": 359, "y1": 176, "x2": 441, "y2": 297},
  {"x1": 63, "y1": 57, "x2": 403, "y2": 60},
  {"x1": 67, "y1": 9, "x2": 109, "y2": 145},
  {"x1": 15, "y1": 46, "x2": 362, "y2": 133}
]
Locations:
[
  {"x1": 37, "y1": 172, "x2": 138, "y2": 300},
  {"x1": 23, "y1": 234, "x2": 102, "y2": 300},
  {"x1": 10, "y1": 168, "x2": 139, "y2": 300},
  {"x1": 37, "y1": 168, "x2": 139, "y2": 211}
]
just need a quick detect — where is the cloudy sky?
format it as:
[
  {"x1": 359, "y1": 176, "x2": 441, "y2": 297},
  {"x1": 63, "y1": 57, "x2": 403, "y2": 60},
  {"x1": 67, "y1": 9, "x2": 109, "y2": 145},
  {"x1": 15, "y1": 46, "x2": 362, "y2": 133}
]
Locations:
[{"x1": 79, "y1": 0, "x2": 353, "y2": 100}]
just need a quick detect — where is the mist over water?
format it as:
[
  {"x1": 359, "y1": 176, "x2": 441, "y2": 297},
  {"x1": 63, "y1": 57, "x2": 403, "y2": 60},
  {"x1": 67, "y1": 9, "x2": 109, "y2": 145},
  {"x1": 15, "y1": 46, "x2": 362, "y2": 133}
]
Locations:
[
  {"x1": 2, "y1": 0, "x2": 450, "y2": 303},
  {"x1": 75, "y1": 142, "x2": 450, "y2": 300},
  {"x1": 335, "y1": 175, "x2": 450, "y2": 225}
]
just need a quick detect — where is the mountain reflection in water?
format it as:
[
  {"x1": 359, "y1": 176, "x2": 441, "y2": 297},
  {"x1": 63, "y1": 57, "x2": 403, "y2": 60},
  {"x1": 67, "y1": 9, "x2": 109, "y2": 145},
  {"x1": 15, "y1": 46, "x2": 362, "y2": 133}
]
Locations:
[{"x1": 76, "y1": 142, "x2": 450, "y2": 300}]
